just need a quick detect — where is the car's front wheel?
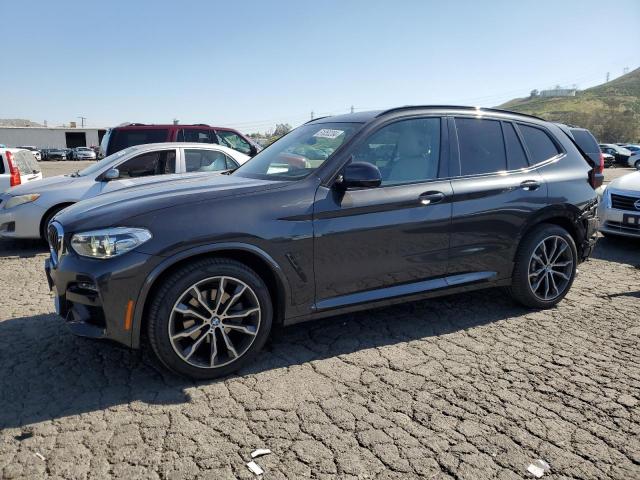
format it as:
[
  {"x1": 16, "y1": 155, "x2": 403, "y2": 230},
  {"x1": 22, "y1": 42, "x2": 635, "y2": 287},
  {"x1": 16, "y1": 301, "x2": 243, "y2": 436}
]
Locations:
[
  {"x1": 509, "y1": 224, "x2": 577, "y2": 308},
  {"x1": 147, "y1": 258, "x2": 273, "y2": 379}
]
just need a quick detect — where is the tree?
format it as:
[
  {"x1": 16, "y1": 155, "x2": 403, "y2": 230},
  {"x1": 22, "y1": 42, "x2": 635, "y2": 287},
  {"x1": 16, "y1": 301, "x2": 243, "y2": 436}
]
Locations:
[{"x1": 273, "y1": 123, "x2": 292, "y2": 137}]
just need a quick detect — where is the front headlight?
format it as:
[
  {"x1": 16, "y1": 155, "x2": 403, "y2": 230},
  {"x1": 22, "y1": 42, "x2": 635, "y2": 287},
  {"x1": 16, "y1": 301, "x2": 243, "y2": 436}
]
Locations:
[
  {"x1": 4, "y1": 193, "x2": 41, "y2": 209},
  {"x1": 71, "y1": 227, "x2": 152, "y2": 259}
]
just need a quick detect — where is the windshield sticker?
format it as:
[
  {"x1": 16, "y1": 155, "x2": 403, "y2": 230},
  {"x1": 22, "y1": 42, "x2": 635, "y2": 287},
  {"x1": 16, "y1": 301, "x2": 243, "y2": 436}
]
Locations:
[{"x1": 313, "y1": 129, "x2": 344, "y2": 139}]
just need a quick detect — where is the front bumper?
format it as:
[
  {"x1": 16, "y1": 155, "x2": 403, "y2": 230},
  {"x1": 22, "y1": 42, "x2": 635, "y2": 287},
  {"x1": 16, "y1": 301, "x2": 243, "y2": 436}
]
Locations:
[
  {"x1": 598, "y1": 189, "x2": 640, "y2": 239},
  {"x1": 45, "y1": 246, "x2": 162, "y2": 348},
  {"x1": 0, "y1": 199, "x2": 47, "y2": 239}
]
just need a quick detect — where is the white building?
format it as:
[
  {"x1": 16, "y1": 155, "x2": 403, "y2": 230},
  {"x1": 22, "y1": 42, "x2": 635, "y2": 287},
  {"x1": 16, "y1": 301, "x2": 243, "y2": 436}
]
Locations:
[
  {"x1": 0, "y1": 126, "x2": 107, "y2": 149},
  {"x1": 539, "y1": 88, "x2": 577, "y2": 98}
]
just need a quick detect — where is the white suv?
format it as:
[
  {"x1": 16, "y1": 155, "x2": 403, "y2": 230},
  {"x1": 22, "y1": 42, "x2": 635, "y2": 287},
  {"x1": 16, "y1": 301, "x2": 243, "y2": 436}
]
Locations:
[{"x1": 1, "y1": 148, "x2": 43, "y2": 192}]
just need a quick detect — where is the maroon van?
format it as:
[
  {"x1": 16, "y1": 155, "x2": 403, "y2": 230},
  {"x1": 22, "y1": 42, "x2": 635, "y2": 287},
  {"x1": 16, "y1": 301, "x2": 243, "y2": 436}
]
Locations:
[{"x1": 100, "y1": 123, "x2": 260, "y2": 157}]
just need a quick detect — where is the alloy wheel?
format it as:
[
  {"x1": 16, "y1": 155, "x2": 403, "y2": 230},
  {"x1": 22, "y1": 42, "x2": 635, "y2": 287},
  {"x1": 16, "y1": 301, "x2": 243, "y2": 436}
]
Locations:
[
  {"x1": 527, "y1": 235, "x2": 574, "y2": 301},
  {"x1": 168, "y1": 276, "x2": 261, "y2": 369}
]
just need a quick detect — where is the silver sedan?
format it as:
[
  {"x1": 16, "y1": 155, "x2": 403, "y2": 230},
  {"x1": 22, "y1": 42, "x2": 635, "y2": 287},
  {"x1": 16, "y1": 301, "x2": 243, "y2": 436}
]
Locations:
[
  {"x1": 0, "y1": 142, "x2": 249, "y2": 240},
  {"x1": 599, "y1": 170, "x2": 640, "y2": 239}
]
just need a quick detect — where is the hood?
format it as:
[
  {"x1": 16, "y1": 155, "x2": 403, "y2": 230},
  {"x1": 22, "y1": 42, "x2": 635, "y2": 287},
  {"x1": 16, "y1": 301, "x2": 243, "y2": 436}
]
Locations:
[
  {"x1": 6, "y1": 174, "x2": 77, "y2": 195},
  {"x1": 56, "y1": 173, "x2": 287, "y2": 230},
  {"x1": 608, "y1": 171, "x2": 640, "y2": 191}
]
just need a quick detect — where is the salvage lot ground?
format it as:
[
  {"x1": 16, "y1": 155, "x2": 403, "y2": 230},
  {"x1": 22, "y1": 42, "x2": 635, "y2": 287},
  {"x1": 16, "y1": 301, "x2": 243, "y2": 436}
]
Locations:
[{"x1": 0, "y1": 163, "x2": 639, "y2": 479}]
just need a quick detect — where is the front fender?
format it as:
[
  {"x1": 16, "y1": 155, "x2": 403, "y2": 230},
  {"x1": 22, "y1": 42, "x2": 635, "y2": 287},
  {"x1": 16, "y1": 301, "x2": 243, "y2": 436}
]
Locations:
[{"x1": 129, "y1": 242, "x2": 290, "y2": 348}]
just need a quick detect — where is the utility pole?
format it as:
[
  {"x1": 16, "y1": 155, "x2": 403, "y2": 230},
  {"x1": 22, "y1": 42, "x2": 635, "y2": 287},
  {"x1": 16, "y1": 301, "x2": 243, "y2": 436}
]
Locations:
[
  {"x1": 310, "y1": 110, "x2": 314, "y2": 120},
  {"x1": 350, "y1": 105, "x2": 354, "y2": 114},
  {"x1": 77, "y1": 116, "x2": 86, "y2": 127},
  {"x1": 623, "y1": 67, "x2": 629, "y2": 75},
  {"x1": 606, "y1": 72, "x2": 610, "y2": 82}
]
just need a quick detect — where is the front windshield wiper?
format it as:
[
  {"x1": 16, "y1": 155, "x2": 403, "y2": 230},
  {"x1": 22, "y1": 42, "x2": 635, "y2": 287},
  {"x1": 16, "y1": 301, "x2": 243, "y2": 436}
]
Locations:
[
  {"x1": 221, "y1": 167, "x2": 239, "y2": 175},
  {"x1": 69, "y1": 170, "x2": 80, "y2": 177}
]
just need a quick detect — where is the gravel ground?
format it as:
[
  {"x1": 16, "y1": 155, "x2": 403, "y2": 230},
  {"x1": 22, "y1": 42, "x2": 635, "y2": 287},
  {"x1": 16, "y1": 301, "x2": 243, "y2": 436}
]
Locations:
[{"x1": 0, "y1": 164, "x2": 639, "y2": 479}]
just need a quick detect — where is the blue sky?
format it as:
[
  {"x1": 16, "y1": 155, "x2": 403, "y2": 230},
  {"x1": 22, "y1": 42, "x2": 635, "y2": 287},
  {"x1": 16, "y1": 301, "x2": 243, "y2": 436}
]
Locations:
[{"x1": 2, "y1": 0, "x2": 639, "y2": 132}]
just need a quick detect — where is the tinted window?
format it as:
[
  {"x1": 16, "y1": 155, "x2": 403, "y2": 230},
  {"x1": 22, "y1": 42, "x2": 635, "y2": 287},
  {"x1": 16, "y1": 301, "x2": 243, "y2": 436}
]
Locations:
[
  {"x1": 177, "y1": 129, "x2": 216, "y2": 143},
  {"x1": 117, "y1": 150, "x2": 176, "y2": 178},
  {"x1": 519, "y1": 125, "x2": 560, "y2": 164},
  {"x1": 184, "y1": 149, "x2": 232, "y2": 172},
  {"x1": 354, "y1": 117, "x2": 440, "y2": 185},
  {"x1": 456, "y1": 118, "x2": 506, "y2": 175},
  {"x1": 503, "y1": 122, "x2": 528, "y2": 170},
  {"x1": 216, "y1": 131, "x2": 251, "y2": 155},
  {"x1": 569, "y1": 129, "x2": 599, "y2": 155},
  {"x1": 108, "y1": 128, "x2": 169, "y2": 155}
]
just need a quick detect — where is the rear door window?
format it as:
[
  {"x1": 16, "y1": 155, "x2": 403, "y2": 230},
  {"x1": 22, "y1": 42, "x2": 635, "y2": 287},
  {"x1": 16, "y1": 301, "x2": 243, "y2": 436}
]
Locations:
[
  {"x1": 518, "y1": 124, "x2": 560, "y2": 164},
  {"x1": 108, "y1": 128, "x2": 169, "y2": 155},
  {"x1": 177, "y1": 128, "x2": 217, "y2": 143},
  {"x1": 455, "y1": 117, "x2": 506, "y2": 175},
  {"x1": 14, "y1": 151, "x2": 40, "y2": 174},
  {"x1": 116, "y1": 150, "x2": 176, "y2": 178},
  {"x1": 503, "y1": 122, "x2": 529, "y2": 170},
  {"x1": 216, "y1": 130, "x2": 252, "y2": 155},
  {"x1": 184, "y1": 149, "x2": 233, "y2": 172}
]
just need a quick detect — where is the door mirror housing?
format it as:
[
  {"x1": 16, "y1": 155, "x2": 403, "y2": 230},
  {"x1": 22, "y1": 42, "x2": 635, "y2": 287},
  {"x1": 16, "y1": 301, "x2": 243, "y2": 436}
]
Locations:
[
  {"x1": 101, "y1": 168, "x2": 120, "y2": 181},
  {"x1": 338, "y1": 162, "x2": 382, "y2": 189}
]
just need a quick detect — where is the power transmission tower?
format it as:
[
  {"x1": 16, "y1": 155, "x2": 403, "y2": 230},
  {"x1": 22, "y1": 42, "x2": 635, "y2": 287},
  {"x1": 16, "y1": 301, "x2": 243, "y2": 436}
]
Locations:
[
  {"x1": 606, "y1": 72, "x2": 610, "y2": 82},
  {"x1": 310, "y1": 110, "x2": 314, "y2": 120},
  {"x1": 350, "y1": 105, "x2": 354, "y2": 114}
]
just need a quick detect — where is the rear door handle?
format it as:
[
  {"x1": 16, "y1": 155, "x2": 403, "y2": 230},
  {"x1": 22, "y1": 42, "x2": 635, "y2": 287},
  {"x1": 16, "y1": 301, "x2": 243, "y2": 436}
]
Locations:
[
  {"x1": 419, "y1": 191, "x2": 445, "y2": 205},
  {"x1": 520, "y1": 180, "x2": 540, "y2": 191}
]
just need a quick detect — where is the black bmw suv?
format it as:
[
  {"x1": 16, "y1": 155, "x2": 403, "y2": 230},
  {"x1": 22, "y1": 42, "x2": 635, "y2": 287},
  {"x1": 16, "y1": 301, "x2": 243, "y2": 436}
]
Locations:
[{"x1": 46, "y1": 106, "x2": 599, "y2": 379}]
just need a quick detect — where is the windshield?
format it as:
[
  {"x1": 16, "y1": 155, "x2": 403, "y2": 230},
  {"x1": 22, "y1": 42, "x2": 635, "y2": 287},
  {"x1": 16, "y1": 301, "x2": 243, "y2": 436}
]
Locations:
[
  {"x1": 77, "y1": 146, "x2": 137, "y2": 177},
  {"x1": 234, "y1": 122, "x2": 362, "y2": 180}
]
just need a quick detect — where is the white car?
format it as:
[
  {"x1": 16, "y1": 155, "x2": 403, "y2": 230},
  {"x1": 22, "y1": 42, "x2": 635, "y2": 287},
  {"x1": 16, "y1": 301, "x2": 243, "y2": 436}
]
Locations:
[
  {"x1": 19, "y1": 146, "x2": 42, "y2": 161},
  {"x1": 0, "y1": 142, "x2": 249, "y2": 240},
  {"x1": 72, "y1": 147, "x2": 97, "y2": 161},
  {"x1": 1, "y1": 148, "x2": 43, "y2": 192},
  {"x1": 599, "y1": 170, "x2": 640, "y2": 239},
  {"x1": 627, "y1": 151, "x2": 640, "y2": 169}
]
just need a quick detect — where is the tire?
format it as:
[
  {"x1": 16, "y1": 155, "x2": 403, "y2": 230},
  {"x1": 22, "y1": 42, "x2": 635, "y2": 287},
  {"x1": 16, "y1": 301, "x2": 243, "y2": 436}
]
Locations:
[
  {"x1": 509, "y1": 224, "x2": 577, "y2": 308},
  {"x1": 147, "y1": 258, "x2": 273, "y2": 380},
  {"x1": 40, "y1": 204, "x2": 72, "y2": 242},
  {"x1": 634, "y1": 160, "x2": 640, "y2": 169}
]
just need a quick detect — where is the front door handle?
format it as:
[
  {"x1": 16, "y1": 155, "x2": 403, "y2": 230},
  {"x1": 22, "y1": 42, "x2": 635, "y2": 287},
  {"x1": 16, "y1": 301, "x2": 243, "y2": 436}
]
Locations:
[
  {"x1": 520, "y1": 180, "x2": 540, "y2": 191},
  {"x1": 419, "y1": 191, "x2": 445, "y2": 205}
]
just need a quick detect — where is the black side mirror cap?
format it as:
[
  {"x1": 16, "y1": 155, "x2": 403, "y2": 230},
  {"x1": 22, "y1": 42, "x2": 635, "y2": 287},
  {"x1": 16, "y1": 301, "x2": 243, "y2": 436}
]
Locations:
[{"x1": 338, "y1": 161, "x2": 382, "y2": 189}]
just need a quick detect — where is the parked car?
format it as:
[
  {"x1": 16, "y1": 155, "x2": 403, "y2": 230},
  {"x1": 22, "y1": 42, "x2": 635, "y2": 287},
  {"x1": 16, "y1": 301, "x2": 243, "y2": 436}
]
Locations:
[
  {"x1": 554, "y1": 124, "x2": 604, "y2": 187},
  {"x1": 628, "y1": 152, "x2": 640, "y2": 169},
  {"x1": 100, "y1": 123, "x2": 261, "y2": 158},
  {"x1": 64, "y1": 148, "x2": 75, "y2": 160},
  {"x1": 599, "y1": 170, "x2": 640, "y2": 238},
  {"x1": 0, "y1": 148, "x2": 43, "y2": 193},
  {"x1": 44, "y1": 106, "x2": 600, "y2": 379},
  {"x1": 0, "y1": 143, "x2": 248, "y2": 240},
  {"x1": 19, "y1": 146, "x2": 42, "y2": 161},
  {"x1": 623, "y1": 144, "x2": 640, "y2": 153},
  {"x1": 602, "y1": 153, "x2": 615, "y2": 168},
  {"x1": 600, "y1": 144, "x2": 631, "y2": 166},
  {"x1": 72, "y1": 147, "x2": 97, "y2": 161},
  {"x1": 43, "y1": 148, "x2": 68, "y2": 161}
]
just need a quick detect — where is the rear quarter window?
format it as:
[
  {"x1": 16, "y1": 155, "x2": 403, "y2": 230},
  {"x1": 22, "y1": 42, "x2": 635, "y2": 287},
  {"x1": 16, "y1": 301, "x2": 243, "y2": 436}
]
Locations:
[
  {"x1": 518, "y1": 124, "x2": 560, "y2": 164},
  {"x1": 108, "y1": 128, "x2": 169, "y2": 154},
  {"x1": 569, "y1": 129, "x2": 599, "y2": 155}
]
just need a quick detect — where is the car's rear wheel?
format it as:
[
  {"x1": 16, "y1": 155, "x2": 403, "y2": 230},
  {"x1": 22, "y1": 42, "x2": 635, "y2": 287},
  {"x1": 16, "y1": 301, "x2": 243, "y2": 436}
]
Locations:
[
  {"x1": 147, "y1": 258, "x2": 273, "y2": 379},
  {"x1": 509, "y1": 224, "x2": 577, "y2": 308},
  {"x1": 634, "y1": 159, "x2": 640, "y2": 169}
]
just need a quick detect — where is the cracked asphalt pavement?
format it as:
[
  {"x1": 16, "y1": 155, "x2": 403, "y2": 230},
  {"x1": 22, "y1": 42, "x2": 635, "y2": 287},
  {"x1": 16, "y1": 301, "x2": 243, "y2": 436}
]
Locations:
[{"x1": 0, "y1": 164, "x2": 639, "y2": 479}]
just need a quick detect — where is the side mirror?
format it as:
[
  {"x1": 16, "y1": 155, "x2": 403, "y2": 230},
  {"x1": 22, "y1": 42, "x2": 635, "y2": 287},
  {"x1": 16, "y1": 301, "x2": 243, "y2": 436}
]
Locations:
[
  {"x1": 338, "y1": 162, "x2": 382, "y2": 189},
  {"x1": 249, "y1": 145, "x2": 258, "y2": 157},
  {"x1": 102, "y1": 168, "x2": 120, "y2": 181}
]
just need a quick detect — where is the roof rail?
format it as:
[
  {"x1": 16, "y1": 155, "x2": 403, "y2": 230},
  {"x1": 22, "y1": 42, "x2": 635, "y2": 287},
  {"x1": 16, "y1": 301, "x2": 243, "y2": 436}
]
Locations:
[{"x1": 376, "y1": 105, "x2": 545, "y2": 121}]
